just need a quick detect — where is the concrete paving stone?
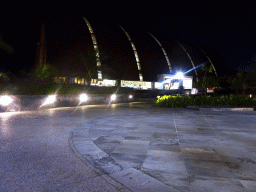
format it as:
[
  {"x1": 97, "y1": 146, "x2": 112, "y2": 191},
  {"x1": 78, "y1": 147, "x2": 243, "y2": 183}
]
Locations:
[
  {"x1": 120, "y1": 128, "x2": 154, "y2": 140},
  {"x1": 122, "y1": 139, "x2": 151, "y2": 145},
  {"x1": 93, "y1": 136, "x2": 122, "y2": 144},
  {"x1": 148, "y1": 144, "x2": 181, "y2": 152},
  {"x1": 125, "y1": 127, "x2": 139, "y2": 131},
  {"x1": 178, "y1": 139, "x2": 212, "y2": 148},
  {"x1": 177, "y1": 131, "x2": 217, "y2": 137},
  {"x1": 224, "y1": 132, "x2": 256, "y2": 142},
  {"x1": 113, "y1": 145, "x2": 148, "y2": 154},
  {"x1": 97, "y1": 146, "x2": 116, "y2": 155},
  {"x1": 189, "y1": 177, "x2": 247, "y2": 192},
  {"x1": 185, "y1": 160, "x2": 237, "y2": 179},
  {"x1": 142, "y1": 170, "x2": 190, "y2": 192},
  {"x1": 225, "y1": 157, "x2": 256, "y2": 180},
  {"x1": 178, "y1": 134, "x2": 221, "y2": 143},
  {"x1": 72, "y1": 130, "x2": 89, "y2": 137},
  {"x1": 142, "y1": 150, "x2": 187, "y2": 174},
  {"x1": 120, "y1": 132, "x2": 155, "y2": 141},
  {"x1": 110, "y1": 168, "x2": 179, "y2": 192},
  {"x1": 74, "y1": 143, "x2": 109, "y2": 160},
  {"x1": 213, "y1": 146, "x2": 256, "y2": 162},
  {"x1": 112, "y1": 140, "x2": 149, "y2": 155},
  {"x1": 82, "y1": 155, "x2": 122, "y2": 174},
  {"x1": 181, "y1": 148, "x2": 222, "y2": 161},
  {"x1": 111, "y1": 153, "x2": 146, "y2": 169},
  {"x1": 89, "y1": 129, "x2": 114, "y2": 140},
  {"x1": 125, "y1": 136, "x2": 144, "y2": 140},
  {"x1": 240, "y1": 180, "x2": 256, "y2": 192},
  {"x1": 151, "y1": 133, "x2": 178, "y2": 144}
]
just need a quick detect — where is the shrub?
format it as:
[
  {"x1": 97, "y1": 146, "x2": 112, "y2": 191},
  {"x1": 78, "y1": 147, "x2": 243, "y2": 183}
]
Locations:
[{"x1": 156, "y1": 95, "x2": 256, "y2": 108}]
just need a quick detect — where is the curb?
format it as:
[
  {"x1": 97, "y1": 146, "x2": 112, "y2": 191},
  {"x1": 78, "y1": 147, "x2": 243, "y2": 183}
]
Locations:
[
  {"x1": 68, "y1": 131, "x2": 131, "y2": 192},
  {"x1": 185, "y1": 106, "x2": 255, "y2": 112},
  {"x1": 70, "y1": 130, "x2": 178, "y2": 191}
]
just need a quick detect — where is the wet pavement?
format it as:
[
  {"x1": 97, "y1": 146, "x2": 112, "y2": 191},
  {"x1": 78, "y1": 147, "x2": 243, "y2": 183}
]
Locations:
[{"x1": 1, "y1": 102, "x2": 256, "y2": 191}]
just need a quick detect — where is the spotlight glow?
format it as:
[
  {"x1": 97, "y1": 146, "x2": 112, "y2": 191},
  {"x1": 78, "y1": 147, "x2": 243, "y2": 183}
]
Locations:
[
  {"x1": 79, "y1": 94, "x2": 88, "y2": 103},
  {"x1": 42, "y1": 95, "x2": 56, "y2": 106},
  {"x1": 129, "y1": 95, "x2": 133, "y2": 99},
  {"x1": 0, "y1": 95, "x2": 13, "y2": 106},
  {"x1": 111, "y1": 94, "x2": 117, "y2": 101},
  {"x1": 174, "y1": 72, "x2": 184, "y2": 79}
]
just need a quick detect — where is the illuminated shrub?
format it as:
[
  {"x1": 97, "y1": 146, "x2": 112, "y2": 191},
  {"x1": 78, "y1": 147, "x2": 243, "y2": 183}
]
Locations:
[{"x1": 156, "y1": 95, "x2": 256, "y2": 108}]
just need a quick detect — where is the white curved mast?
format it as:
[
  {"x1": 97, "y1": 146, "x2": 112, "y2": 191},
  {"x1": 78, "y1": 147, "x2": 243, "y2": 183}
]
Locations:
[
  {"x1": 120, "y1": 26, "x2": 143, "y2": 81},
  {"x1": 173, "y1": 38, "x2": 199, "y2": 82},
  {"x1": 82, "y1": 17, "x2": 102, "y2": 80},
  {"x1": 149, "y1": 33, "x2": 172, "y2": 73}
]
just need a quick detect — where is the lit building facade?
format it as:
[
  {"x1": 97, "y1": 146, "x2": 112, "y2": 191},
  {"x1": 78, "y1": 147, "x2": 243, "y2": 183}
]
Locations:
[{"x1": 43, "y1": 17, "x2": 227, "y2": 90}]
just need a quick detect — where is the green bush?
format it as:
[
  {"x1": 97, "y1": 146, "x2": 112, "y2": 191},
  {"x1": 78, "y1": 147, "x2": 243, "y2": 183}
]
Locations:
[{"x1": 156, "y1": 95, "x2": 256, "y2": 108}]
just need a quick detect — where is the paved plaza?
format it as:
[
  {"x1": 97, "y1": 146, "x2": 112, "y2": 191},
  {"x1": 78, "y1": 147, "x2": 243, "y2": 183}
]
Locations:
[{"x1": 0, "y1": 102, "x2": 256, "y2": 191}]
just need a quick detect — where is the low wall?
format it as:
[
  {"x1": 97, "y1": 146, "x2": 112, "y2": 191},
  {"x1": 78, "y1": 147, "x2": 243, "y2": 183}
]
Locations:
[{"x1": 1, "y1": 94, "x2": 135, "y2": 112}]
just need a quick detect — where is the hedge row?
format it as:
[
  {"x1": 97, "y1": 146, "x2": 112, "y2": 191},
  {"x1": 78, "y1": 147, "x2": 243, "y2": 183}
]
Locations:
[
  {"x1": 155, "y1": 95, "x2": 256, "y2": 108},
  {"x1": 0, "y1": 82, "x2": 134, "y2": 95}
]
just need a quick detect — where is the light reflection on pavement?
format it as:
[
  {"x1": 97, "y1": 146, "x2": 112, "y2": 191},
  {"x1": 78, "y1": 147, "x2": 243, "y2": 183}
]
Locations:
[{"x1": 0, "y1": 103, "x2": 256, "y2": 191}]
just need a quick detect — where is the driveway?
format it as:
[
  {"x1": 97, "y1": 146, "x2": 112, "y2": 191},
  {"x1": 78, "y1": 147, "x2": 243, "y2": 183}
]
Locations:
[{"x1": 1, "y1": 102, "x2": 256, "y2": 191}]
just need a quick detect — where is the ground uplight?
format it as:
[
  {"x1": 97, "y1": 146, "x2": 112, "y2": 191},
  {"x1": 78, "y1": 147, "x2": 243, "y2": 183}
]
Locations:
[
  {"x1": 42, "y1": 95, "x2": 56, "y2": 106},
  {"x1": 0, "y1": 95, "x2": 13, "y2": 106},
  {"x1": 111, "y1": 94, "x2": 117, "y2": 101},
  {"x1": 79, "y1": 93, "x2": 88, "y2": 103}
]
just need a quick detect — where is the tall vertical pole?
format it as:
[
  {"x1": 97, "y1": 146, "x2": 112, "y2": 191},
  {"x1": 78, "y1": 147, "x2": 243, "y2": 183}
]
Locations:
[{"x1": 35, "y1": 23, "x2": 47, "y2": 68}]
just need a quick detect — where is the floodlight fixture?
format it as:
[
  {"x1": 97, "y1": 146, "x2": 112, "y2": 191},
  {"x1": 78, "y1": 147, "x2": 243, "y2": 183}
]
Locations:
[
  {"x1": 79, "y1": 93, "x2": 88, "y2": 103},
  {"x1": 111, "y1": 94, "x2": 117, "y2": 101},
  {"x1": 174, "y1": 72, "x2": 184, "y2": 79},
  {"x1": 42, "y1": 95, "x2": 56, "y2": 106},
  {"x1": 0, "y1": 95, "x2": 13, "y2": 106}
]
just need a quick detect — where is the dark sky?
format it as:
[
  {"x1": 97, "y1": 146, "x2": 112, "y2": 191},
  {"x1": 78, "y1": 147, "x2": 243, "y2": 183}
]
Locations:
[{"x1": 1, "y1": 1, "x2": 256, "y2": 73}]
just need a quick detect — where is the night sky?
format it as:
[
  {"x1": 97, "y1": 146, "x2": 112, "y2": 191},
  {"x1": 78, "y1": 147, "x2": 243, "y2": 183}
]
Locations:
[{"x1": 1, "y1": 1, "x2": 256, "y2": 74}]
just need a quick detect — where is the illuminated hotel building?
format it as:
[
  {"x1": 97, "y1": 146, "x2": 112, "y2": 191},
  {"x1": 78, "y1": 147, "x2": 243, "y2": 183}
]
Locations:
[{"x1": 43, "y1": 17, "x2": 227, "y2": 89}]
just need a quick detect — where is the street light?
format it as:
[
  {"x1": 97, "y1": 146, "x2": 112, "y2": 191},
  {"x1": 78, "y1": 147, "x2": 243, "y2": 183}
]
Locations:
[
  {"x1": 111, "y1": 94, "x2": 117, "y2": 101},
  {"x1": 0, "y1": 95, "x2": 13, "y2": 106},
  {"x1": 79, "y1": 93, "x2": 88, "y2": 103},
  {"x1": 41, "y1": 95, "x2": 56, "y2": 106},
  {"x1": 174, "y1": 72, "x2": 184, "y2": 79}
]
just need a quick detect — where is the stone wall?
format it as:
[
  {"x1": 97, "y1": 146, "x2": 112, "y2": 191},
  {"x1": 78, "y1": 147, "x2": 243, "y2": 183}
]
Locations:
[{"x1": 0, "y1": 94, "x2": 135, "y2": 112}]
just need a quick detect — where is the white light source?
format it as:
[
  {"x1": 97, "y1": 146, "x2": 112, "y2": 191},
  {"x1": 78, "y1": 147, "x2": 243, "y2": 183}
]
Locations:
[
  {"x1": 129, "y1": 95, "x2": 133, "y2": 99},
  {"x1": 111, "y1": 94, "x2": 117, "y2": 101},
  {"x1": 174, "y1": 72, "x2": 184, "y2": 79},
  {"x1": 42, "y1": 95, "x2": 56, "y2": 106},
  {"x1": 0, "y1": 95, "x2": 13, "y2": 106},
  {"x1": 79, "y1": 93, "x2": 88, "y2": 103},
  {"x1": 191, "y1": 88, "x2": 198, "y2": 95}
]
